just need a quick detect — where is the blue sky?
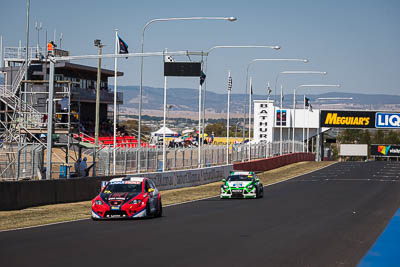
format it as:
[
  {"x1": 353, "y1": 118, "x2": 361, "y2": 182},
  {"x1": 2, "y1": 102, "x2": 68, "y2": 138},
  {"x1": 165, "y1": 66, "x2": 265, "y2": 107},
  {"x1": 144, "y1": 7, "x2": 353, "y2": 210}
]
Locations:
[{"x1": 1, "y1": 0, "x2": 399, "y2": 96}]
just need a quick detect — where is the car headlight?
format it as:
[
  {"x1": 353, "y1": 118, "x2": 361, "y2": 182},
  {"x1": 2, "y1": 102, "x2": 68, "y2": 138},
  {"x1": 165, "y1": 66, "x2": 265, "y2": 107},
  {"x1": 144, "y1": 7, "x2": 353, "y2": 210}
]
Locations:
[
  {"x1": 95, "y1": 200, "x2": 103, "y2": 205},
  {"x1": 247, "y1": 185, "x2": 254, "y2": 190},
  {"x1": 129, "y1": 199, "x2": 142, "y2": 204}
]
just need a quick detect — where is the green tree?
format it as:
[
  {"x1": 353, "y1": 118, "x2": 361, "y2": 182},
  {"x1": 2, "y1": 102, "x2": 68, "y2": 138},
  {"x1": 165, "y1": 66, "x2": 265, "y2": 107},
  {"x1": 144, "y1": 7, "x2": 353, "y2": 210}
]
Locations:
[
  {"x1": 360, "y1": 130, "x2": 371, "y2": 145},
  {"x1": 120, "y1": 120, "x2": 151, "y2": 136},
  {"x1": 384, "y1": 130, "x2": 400, "y2": 144},
  {"x1": 205, "y1": 122, "x2": 226, "y2": 136},
  {"x1": 373, "y1": 130, "x2": 386, "y2": 144}
]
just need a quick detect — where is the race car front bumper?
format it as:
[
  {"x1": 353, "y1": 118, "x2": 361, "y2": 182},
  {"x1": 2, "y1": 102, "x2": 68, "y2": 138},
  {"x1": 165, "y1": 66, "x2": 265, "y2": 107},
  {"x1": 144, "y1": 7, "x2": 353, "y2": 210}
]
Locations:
[
  {"x1": 92, "y1": 201, "x2": 148, "y2": 219},
  {"x1": 220, "y1": 188, "x2": 257, "y2": 199}
]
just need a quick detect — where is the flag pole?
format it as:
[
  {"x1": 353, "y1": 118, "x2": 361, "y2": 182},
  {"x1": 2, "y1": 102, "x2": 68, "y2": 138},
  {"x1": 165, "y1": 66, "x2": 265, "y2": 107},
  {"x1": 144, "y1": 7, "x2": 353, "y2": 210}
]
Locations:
[
  {"x1": 280, "y1": 85, "x2": 283, "y2": 155},
  {"x1": 226, "y1": 71, "x2": 232, "y2": 165},
  {"x1": 303, "y1": 95, "x2": 306, "y2": 152},
  {"x1": 113, "y1": 29, "x2": 118, "y2": 175},
  {"x1": 248, "y1": 77, "x2": 252, "y2": 161}
]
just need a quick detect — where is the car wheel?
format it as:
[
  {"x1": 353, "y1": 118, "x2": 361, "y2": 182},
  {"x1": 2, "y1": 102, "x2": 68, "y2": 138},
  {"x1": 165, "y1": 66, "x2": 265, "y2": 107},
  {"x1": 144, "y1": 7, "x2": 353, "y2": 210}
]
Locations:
[
  {"x1": 259, "y1": 187, "x2": 264, "y2": 198},
  {"x1": 156, "y1": 199, "x2": 163, "y2": 217},
  {"x1": 146, "y1": 202, "x2": 152, "y2": 218},
  {"x1": 255, "y1": 188, "x2": 259, "y2": 199}
]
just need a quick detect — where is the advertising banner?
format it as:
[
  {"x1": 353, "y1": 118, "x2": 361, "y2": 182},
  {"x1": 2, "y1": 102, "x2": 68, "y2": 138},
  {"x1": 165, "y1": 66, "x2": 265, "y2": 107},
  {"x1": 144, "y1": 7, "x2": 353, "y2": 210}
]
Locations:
[
  {"x1": 320, "y1": 110, "x2": 376, "y2": 128},
  {"x1": 375, "y1": 113, "x2": 400, "y2": 128},
  {"x1": 276, "y1": 110, "x2": 287, "y2": 126},
  {"x1": 371, "y1": 145, "x2": 400, "y2": 157}
]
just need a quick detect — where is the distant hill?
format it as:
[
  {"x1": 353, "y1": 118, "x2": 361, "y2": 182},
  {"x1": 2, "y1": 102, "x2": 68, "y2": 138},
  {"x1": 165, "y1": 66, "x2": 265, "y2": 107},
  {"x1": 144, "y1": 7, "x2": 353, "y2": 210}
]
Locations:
[{"x1": 119, "y1": 85, "x2": 400, "y2": 113}]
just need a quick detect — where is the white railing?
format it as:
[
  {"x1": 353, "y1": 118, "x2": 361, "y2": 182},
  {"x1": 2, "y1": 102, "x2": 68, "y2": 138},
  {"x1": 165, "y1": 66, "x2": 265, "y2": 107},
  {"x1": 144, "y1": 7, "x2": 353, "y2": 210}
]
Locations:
[
  {"x1": 11, "y1": 60, "x2": 30, "y2": 94},
  {"x1": 4, "y1": 47, "x2": 46, "y2": 60}
]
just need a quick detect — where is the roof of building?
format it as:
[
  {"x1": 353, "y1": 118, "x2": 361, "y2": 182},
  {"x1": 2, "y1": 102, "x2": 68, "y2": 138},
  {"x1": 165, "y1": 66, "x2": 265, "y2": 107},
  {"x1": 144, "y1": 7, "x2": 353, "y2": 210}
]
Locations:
[{"x1": 54, "y1": 61, "x2": 124, "y2": 77}]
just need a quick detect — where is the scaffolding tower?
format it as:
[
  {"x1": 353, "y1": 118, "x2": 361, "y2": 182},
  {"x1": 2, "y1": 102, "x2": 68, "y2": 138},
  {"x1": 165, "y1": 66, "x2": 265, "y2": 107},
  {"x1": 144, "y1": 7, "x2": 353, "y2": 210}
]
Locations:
[{"x1": 0, "y1": 48, "x2": 82, "y2": 180}]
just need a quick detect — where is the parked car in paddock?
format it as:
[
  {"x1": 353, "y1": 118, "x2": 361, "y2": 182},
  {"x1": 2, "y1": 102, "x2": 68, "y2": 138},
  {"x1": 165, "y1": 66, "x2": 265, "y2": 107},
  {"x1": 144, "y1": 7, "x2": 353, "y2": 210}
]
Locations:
[
  {"x1": 92, "y1": 177, "x2": 162, "y2": 220},
  {"x1": 220, "y1": 171, "x2": 263, "y2": 199}
]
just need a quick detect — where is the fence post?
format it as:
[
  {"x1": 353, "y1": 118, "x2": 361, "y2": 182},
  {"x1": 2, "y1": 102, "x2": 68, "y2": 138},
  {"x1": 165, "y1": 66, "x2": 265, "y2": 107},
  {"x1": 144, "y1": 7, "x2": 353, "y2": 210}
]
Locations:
[
  {"x1": 123, "y1": 149, "x2": 127, "y2": 174},
  {"x1": 173, "y1": 148, "x2": 176, "y2": 169}
]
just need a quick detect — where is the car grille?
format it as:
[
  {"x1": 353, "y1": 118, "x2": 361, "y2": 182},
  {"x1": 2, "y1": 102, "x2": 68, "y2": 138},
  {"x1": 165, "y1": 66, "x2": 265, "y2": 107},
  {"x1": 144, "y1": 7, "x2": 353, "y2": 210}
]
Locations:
[
  {"x1": 104, "y1": 210, "x2": 128, "y2": 218},
  {"x1": 231, "y1": 190, "x2": 243, "y2": 198}
]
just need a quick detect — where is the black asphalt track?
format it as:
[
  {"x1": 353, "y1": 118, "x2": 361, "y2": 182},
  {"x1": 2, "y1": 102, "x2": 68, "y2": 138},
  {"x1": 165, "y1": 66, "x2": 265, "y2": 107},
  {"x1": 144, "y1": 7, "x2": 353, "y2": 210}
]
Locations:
[{"x1": 1, "y1": 161, "x2": 400, "y2": 267}]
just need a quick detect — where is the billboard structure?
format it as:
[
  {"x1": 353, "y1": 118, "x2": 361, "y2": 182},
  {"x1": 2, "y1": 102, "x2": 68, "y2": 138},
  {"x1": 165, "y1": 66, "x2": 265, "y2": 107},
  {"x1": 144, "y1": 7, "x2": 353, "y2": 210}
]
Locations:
[
  {"x1": 164, "y1": 62, "x2": 202, "y2": 77},
  {"x1": 339, "y1": 144, "x2": 368, "y2": 156},
  {"x1": 276, "y1": 110, "x2": 287, "y2": 126},
  {"x1": 320, "y1": 110, "x2": 376, "y2": 128},
  {"x1": 371, "y1": 145, "x2": 400, "y2": 157}
]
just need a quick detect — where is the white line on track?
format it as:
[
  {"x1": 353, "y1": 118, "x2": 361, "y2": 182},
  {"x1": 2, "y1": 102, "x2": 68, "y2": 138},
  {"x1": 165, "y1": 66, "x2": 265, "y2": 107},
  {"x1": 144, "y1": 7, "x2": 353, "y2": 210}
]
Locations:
[{"x1": 0, "y1": 162, "x2": 336, "y2": 233}]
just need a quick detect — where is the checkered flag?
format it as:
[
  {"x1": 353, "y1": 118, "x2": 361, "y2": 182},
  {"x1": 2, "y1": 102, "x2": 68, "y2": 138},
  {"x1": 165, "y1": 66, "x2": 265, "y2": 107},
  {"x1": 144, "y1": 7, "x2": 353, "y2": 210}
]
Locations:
[
  {"x1": 228, "y1": 74, "x2": 232, "y2": 91},
  {"x1": 165, "y1": 55, "x2": 175, "y2": 62}
]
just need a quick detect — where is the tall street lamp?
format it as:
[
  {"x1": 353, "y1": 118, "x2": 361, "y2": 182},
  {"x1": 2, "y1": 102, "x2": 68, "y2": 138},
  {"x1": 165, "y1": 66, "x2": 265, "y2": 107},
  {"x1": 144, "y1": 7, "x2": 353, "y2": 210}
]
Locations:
[
  {"x1": 293, "y1": 84, "x2": 340, "y2": 153},
  {"x1": 93, "y1": 39, "x2": 104, "y2": 176},
  {"x1": 243, "y1": 58, "x2": 308, "y2": 160},
  {"x1": 275, "y1": 71, "x2": 327, "y2": 155},
  {"x1": 137, "y1": 16, "x2": 237, "y2": 172}
]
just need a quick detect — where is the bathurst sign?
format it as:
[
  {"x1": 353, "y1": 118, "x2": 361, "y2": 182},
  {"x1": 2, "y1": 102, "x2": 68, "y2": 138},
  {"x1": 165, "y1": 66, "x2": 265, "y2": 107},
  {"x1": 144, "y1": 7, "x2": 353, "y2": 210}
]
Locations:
[
  {"x1": 371, "y1": 145, "x2": 400, "y2": 157},
  {"x1": 320, "y1": 110, "x2": 376, "y2": 128}
]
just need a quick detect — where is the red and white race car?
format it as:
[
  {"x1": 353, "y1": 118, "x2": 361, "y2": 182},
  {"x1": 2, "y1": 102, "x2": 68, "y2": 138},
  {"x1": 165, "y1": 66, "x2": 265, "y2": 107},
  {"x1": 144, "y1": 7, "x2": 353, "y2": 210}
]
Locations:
[{"x1": 91, "y1": 177, "x2": 162, "y2": 220}]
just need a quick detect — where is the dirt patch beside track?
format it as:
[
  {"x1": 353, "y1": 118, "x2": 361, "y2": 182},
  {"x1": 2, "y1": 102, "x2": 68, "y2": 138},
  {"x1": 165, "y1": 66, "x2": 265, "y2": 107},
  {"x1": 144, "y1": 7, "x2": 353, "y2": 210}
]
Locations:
[{"x1": 0, "y1": 161, "x2": 334, "y2": 231}]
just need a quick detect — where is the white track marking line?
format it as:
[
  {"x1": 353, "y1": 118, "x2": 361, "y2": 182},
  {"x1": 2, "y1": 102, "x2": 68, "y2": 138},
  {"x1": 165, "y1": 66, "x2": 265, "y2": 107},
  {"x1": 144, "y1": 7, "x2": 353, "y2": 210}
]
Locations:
[{"x1": 0, "y1": 162, "x2": 337, "y2": 233}]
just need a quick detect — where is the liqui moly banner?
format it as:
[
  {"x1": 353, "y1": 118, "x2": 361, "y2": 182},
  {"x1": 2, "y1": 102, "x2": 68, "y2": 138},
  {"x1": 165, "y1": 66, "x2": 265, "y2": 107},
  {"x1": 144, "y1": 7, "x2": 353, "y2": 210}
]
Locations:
[{"x1": 375, "y1": 113, "x2": 400, "y2": 128}]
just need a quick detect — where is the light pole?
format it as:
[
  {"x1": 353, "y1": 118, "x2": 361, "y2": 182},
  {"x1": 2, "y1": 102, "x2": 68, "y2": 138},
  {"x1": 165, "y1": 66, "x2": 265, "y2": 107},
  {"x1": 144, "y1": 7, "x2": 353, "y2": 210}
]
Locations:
[
  {"x1": 243, "y1": 58, "x2": 309, "y2": 159},
  {"x1": 292, "y1": 84, "x2": 340, "y2": 153},
  {"x1": 59, "y1": 33, "x2": 63, "y2": 49},
  {"x1": 274, "y1": 71, "x2": 327, "y2": 154},
  {"x1": 35, "y1": 22, "x2": 42, "y2": 56},
  {"x1": 94, "y1": 39, "x2": 104, "y2": 176},
  {"x1": 137, "y1": 16, "x2": 237, "y2": 173}
]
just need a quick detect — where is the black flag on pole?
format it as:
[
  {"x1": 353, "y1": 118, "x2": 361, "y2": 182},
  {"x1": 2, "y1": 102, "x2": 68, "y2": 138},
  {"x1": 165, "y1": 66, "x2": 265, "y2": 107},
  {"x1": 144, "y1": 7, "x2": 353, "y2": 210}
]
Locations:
[
  {"x1": 305, "y1": 97, "x2": 310, "y2": 107},
  {"x1": 118, "y1": 36, "x2": 129, "y2": 54},
  {"x1": 200, "y1": 71, "x2": 206, "y2": 85}
]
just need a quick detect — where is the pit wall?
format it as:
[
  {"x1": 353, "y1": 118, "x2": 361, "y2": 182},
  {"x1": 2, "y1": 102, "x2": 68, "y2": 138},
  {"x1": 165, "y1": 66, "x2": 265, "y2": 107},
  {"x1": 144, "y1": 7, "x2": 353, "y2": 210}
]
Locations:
[{"x1": 233, "y1": 152, "x2": 315, "y2": 172}]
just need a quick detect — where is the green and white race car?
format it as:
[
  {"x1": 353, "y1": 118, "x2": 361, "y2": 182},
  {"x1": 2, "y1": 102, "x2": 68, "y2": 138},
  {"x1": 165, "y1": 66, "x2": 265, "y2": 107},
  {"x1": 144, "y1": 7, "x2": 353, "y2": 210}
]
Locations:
[{"x1": 220, "y1": 171, "x2": 263, "y2": 199}]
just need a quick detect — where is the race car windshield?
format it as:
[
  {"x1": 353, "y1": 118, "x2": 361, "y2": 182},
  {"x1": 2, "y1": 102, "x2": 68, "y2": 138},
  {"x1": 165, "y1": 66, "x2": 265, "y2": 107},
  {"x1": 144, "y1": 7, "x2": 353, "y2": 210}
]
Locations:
[
  {"x1": 227, "y1": 175, "x2": 253, "y2": 182},
  {"x1": 104, "y1": 183, "x2": 142, "y2": 193}
]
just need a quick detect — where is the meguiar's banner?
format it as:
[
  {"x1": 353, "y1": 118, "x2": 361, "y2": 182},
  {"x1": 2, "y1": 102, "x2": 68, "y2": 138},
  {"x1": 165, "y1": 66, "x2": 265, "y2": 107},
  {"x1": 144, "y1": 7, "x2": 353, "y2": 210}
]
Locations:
[
  {"x1": 371, "y1": 145, "x2": 400, "y2": 157},
  {"x1": 320, "y1": 110, "x2": 376, "y2": 128}
]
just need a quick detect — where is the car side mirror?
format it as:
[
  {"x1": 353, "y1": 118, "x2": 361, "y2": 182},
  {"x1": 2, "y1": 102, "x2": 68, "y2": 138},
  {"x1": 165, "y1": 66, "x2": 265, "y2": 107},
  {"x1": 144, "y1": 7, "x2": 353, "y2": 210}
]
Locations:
[
  {"x1": 222, "y1": 178, "x2": 226, "y2": 183},
  {"x1": 255, "y1": 178, "x2": 260, "y2": 182},
  {"x1": 148, "y1": 188, "x2": 155, "y2": 193}
]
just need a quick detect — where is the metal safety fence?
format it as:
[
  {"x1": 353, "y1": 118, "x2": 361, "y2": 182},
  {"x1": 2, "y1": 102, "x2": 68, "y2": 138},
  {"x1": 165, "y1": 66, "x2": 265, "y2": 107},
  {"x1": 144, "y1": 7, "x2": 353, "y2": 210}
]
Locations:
[
  {"x1": 0, "y1": 140, "x2": 305, "y2": 180},
  {"x1": 92, "y1": 140, "x2": 304, "y2": 176}
]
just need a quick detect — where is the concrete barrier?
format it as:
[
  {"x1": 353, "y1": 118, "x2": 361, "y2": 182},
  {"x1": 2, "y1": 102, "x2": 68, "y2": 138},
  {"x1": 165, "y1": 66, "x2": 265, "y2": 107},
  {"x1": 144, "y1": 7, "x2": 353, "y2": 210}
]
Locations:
[
  {"x1": 0, "y1": 175, "x2": 124, "y2": 211},
  {"x1": 0, "y1": 165, "x2": 233, "y2": 211},
  {"x1": 233, "y1": 152, "x2": 315, "y2": 172},
  {"x1": 0, "y1": 153, "x2": 313, "y2": 211},
  {"x1": 128, "y1": 164, "x2": 233, "y2": 191}
]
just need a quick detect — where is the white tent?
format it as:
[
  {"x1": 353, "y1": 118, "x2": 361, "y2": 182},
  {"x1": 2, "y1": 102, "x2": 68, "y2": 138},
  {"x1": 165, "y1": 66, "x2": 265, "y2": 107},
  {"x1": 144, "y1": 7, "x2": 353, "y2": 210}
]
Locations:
[{"x1": 152, "y1": 126, "x2": 178, "y2": 137}]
